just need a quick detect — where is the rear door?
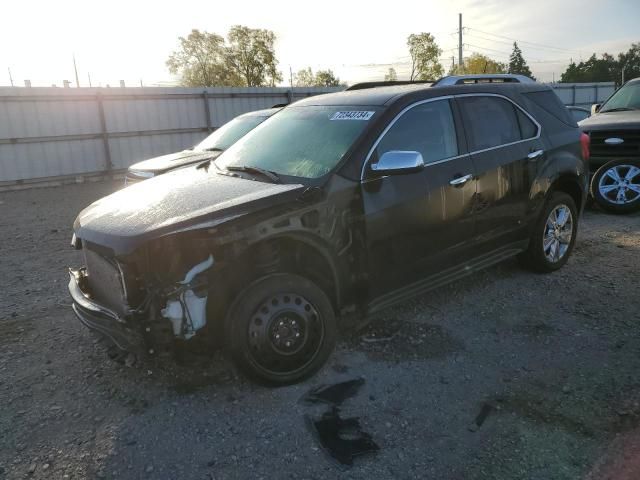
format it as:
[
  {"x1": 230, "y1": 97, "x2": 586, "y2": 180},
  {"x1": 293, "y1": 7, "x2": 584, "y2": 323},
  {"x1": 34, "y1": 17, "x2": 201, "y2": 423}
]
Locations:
[
  {"x1": 361, "y1": 98, "x2": 477, "y2": 298},
  {"x1": 455, "y1": 94, "x2": 544, "y2": 247}
]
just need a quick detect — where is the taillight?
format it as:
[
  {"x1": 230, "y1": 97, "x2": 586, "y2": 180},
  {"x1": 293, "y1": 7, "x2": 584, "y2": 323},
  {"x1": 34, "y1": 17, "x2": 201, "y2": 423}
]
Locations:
[{"x1": 580, "y1": 132, "x2": 590, "y2": 162}]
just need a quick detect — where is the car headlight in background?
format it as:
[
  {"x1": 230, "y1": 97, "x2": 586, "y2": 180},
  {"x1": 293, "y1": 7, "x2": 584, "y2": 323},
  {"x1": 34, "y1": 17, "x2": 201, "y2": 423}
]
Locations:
[{"x1": 128, "y1": 170, "x2": 155, "y2": 179}]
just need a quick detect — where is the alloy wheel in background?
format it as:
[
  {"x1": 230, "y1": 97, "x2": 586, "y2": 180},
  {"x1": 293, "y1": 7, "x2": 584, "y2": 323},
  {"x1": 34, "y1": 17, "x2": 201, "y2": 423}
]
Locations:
[
  {"x1": 591, "y1": 160, "x2": 640, "y2": 214},
  {"x1": 598, "y1": 164, "x2": 640, "y2": 205}
]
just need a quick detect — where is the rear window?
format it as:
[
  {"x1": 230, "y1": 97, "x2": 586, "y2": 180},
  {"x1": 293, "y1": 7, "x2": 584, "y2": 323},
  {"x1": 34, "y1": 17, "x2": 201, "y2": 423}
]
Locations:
[
  {"x1": 523, "y1": 90, "x2": 574, "y2": 125},
  {"x1": 516, "y1": 109, "x2": 538, "y2": 139},
  {"x1": 458, "y1": 96, "x2": 521, "y2": 151}
]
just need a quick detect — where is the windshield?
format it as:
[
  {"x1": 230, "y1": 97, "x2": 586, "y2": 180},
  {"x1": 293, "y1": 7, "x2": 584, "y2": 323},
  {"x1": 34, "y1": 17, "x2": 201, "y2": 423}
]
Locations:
[
  {"x1": 195, "y1": 115, "x2": 268, "y2": 151},
  {"x1": 216, "y1": 106, "x2": 379, "y2": 178},
  {"x1": 600, "y1": 82, "x2": 640, "y2": 112}
]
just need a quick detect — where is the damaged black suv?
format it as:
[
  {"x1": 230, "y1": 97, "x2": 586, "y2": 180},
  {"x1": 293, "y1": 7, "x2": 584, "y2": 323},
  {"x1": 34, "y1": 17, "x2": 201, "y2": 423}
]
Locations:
[{"x1": 69, "y1": 76, "x2": 588, "y2": 385}]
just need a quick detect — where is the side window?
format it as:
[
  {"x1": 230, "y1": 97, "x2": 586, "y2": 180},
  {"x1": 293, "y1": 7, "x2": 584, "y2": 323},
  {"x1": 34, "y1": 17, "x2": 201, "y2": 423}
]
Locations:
[
  {"x1": 457, "y1": 96, "x2": 521, "y2": 151},
  {"x1": 375, "y1": 99, "x2": 458, "y2": 165},
  {"x1": 516, "y1": 108, "x2": 538, "y2": 139}
]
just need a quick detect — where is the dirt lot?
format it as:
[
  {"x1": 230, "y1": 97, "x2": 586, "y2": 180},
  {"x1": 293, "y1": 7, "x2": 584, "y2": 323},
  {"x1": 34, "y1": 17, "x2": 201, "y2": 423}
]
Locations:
[{"x1": 1, "y1": 181, "x2": 639, "y2": 480}]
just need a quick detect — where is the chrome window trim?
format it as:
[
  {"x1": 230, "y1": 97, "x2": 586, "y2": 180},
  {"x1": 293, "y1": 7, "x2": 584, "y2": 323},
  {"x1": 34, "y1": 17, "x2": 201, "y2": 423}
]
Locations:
[{"x1": 360, "y1": 93, "x2": 542, "y2": 181}]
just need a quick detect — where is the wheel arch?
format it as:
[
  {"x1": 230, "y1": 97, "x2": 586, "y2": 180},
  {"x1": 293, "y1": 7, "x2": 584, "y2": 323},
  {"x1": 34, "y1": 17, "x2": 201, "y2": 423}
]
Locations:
[
  {"x1": 211, "y1": 232, "x2": 344, "y2": 316},
  {"x1": 548, "y1": 173, "x2": 585, "y2": 214}
]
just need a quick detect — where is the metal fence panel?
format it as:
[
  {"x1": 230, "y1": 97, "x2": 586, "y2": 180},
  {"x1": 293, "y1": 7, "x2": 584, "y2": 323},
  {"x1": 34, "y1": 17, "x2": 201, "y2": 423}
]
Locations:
[
  {"x1": 549, "y1": 83, "x2": 616, "y2": 107},
  {"x1": 0, "y1": 83, "x2": 617, "y2": 185},
  {"x1": 0, "y1": 86, "x2": 341, "y2": 184}
]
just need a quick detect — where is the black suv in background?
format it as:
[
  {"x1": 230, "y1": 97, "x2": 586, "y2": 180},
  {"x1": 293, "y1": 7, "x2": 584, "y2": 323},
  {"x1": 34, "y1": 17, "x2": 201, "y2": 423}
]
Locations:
[
  {"x1": 68, "y1": 76, "x2": 588, "y2": 385},
  {"x1": 580, "y1": 77, "x2": 640, "y2": 213}
]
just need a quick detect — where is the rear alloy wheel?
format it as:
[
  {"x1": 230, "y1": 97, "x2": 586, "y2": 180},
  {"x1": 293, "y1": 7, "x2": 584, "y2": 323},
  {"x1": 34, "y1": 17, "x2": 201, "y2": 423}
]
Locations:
[
  {"x1": 226, "y1": 273, "x2": 336, "y2": 385},
  {"x1": 519, "y1": 192, "x2": 578, "y2": 273},
  {"x1": 591, "y1": 160, "x2": 640, "y2": 214}
]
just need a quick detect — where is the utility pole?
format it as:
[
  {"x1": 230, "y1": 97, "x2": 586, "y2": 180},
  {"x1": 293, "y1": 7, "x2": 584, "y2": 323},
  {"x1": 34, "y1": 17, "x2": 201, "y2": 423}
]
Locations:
[
  {"x1": 451, "y1": 56, "x2": 455, "y2": 73},
  {"x1": 73, "y1": 55, "x2": 80, "y2": 87},
  {"x1": 87, "y1": 72, "x2": 92, "y2": 87},
  {"x1": 289, "y1": 65, "x2": 293, "y2": 88},
  {"x1": 458, "y1": 13, "x2": 463, "y2": 74},
  {"x1": 8, "y1": 67, "x2": 14, "y2": 86},
  {"x1": 622, "y1": 63, "x2": 626, "y2": 84}
]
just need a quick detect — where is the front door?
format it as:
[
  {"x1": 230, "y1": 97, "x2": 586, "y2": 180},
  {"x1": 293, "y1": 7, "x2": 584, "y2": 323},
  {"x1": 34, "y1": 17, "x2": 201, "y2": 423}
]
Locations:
[{"x1": 360, "y1": 98, "x2": 477, "y2": 299}]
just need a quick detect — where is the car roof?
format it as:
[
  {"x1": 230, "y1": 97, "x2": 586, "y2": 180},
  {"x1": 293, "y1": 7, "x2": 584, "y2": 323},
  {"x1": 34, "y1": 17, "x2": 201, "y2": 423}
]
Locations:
[
  {"x1": 294, "y1": 82, "x2": 550, "y2": 108},
  {"x1": 239, "y1": 107, "x2": 281, "y2": 118},
  {"x1": 626, "y1": 77, "x2": 640, "y2": 86}
]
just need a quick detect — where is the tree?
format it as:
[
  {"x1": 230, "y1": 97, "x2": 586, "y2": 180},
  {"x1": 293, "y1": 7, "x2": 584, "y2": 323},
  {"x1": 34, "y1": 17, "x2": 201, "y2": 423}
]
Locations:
[
  {"x1": 166, "y1": 26, "x2": 282, "y2": 87},
  {"x1": 384, "y1": 67, "x2": 398, "y2": 81},
  {"x1": 166, "y1": 29, "x2": 234, "y2": 87},
  {"x1": 560, "y1": 53, "x2": 617, "y2": 83},
  {"x1": 508, "y1": 42, "x2": 535, "y2": 80},
  {"x1": 294, "y1": 67, "x2": 315, "y2": 87},
  {"x1": 294, "y1": 67, "x2": 342, "y2": 87},
  {"x1": 225, "y1": 26, "x2": 282, "y2": 87},
  {"x1": 617, "y1": 43, "x2": 640, "y2": 83},
  {"x1": 407, "y1": 33, "x2": 444, "y2": 81},
  {"x1": 463, "y1": 53, "x2": 507, "y2": 74},
  {"x1": 314, "y1": 69, "x2": 341, "y2": 87},
  {"x1": 557, "y1": 43, "x2": 640, "y2": 85}
]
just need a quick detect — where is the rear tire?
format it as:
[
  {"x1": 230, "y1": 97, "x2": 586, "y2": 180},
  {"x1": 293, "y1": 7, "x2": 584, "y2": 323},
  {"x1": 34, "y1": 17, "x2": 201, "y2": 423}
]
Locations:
[
  {"x1": 519, "y1": 192, "x2": 578, "y2": 273},
  {"x1": 590, "y1": 160, "x2": 640, "y2": 214},
  {"x1": 225, "y1": 273, "x2": 336, "y2": 386}
]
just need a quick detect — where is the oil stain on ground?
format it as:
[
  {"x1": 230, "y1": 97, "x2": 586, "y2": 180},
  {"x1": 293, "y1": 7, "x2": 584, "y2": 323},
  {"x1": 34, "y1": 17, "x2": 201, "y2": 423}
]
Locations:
[{"x1": 349, "y1": 319, "x2": 464, "y2": 362}]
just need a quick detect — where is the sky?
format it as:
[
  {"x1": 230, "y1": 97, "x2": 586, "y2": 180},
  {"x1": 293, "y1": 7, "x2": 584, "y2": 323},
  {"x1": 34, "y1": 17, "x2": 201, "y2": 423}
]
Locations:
[{"x1": 0, "y1": 0, "x2": 638, "y2": 87}]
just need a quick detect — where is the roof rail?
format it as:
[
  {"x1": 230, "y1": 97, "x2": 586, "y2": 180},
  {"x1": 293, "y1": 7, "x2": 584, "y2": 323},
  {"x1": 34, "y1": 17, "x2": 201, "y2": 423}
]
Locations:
[
  {"x1": 432, "y1": 74, "x2": 535, "y2": 86},
  {"x1": 345, "y1": 80, "x2": 433, "y2": 91}
]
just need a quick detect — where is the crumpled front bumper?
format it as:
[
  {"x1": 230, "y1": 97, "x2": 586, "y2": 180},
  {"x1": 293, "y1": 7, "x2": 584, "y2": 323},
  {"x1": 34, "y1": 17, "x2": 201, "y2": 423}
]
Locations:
[{"x1": 68, "y1": 268, "x2": 144, "y2": 353}]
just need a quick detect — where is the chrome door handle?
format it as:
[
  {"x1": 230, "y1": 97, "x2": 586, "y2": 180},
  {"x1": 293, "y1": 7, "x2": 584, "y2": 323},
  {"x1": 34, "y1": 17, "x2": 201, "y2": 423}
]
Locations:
[
  {"x1": 527, "y1": 149, "x2": 544, "y2": 160},
  {"x1": 449, "y1": 174, "x2": 474, "y2": 186}
]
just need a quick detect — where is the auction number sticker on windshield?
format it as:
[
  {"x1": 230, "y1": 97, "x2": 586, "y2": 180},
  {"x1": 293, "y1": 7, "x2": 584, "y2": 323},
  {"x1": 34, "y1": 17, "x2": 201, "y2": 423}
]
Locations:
[{"x1": 330, "y1": 111, "x2": 375, "y2": 121}]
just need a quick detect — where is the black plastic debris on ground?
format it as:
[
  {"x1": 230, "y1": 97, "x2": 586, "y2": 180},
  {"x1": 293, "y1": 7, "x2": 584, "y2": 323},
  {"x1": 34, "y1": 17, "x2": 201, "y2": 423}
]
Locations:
[
  {"x1": 468, "y1": 403, "x2": 495, "y2": 432},
  {"x1": 302, "y1": 378, "x2": 379, "y2": 466},
  {"x1": 301, "y1": 377, "x2": 365, "y2": 406},
  {"x1": 306, "y1": 407, "x2": 379, "y2": 466}
]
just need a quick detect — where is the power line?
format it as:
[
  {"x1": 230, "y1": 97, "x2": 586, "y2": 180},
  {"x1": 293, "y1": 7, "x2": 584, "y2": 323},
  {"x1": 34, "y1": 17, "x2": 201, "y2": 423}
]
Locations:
[
  {"x1": 465, "y1": 43, "x2": 513, "y2": 58},
  {"x1": 464, "y1": 37, "x2": 571, "y2": 65},
  {"x1": 466, "y1": 27, "x2": 583, "y2": 55},
  {"x1": 464, "y1": 32, "x2": 573, "y2": 63}
]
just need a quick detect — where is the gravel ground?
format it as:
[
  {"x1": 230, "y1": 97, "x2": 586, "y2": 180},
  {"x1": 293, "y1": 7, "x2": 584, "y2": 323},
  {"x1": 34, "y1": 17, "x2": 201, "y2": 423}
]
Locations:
[{"x1": 1, "y1": 181, "x2": 639, "y2": 480}]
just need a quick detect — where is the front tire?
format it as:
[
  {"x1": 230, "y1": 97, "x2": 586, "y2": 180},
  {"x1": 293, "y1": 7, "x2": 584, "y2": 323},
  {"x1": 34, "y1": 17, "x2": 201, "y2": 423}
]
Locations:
[
  {"x1": 591, "y1": 160, "x2": 640, "y2": 214},
  {"x1": 519, "y1": 192, "x2": 578, "y2": 273},
  {"x1": 225, "y1": 273, "x2": 336, "y2": 386}
]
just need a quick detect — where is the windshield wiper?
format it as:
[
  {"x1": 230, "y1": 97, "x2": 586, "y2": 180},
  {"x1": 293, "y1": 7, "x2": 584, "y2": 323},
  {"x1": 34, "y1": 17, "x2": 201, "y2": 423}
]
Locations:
[
  {"x1": 600, "y1": 107, "x2": 638, "y2": 113},
  {"x1": 201, "y1": 147, "x2": 224, "y2": 152},
  {"x1": 225, "y1": 165, "x2": 281, "y2": 183}
]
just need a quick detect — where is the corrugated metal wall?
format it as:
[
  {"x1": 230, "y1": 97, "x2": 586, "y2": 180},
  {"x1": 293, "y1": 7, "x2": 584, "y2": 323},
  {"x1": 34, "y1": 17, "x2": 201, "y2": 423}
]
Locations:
[
  {"x1": 550, "y1": 82, "x2": 616, "y2": 108},
  {"x1": 0, "y1": 86, "x2": 340, "y2": 184},
  {"x1": 0, "y1": 82, "x2": 616, "y2": 184}
]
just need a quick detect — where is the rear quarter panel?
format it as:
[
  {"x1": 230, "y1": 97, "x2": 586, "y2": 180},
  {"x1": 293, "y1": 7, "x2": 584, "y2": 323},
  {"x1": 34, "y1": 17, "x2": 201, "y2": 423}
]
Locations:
[{"x1": 521, "y1": 97, "x2": 588, "y2": 220}]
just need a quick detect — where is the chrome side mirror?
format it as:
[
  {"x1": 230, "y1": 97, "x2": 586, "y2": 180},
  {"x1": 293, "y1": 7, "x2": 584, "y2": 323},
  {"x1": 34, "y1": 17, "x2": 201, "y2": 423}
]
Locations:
[
  {"x1": 591, "y1": 103, "x2": 601, "y2": 115},
  {"x1": 371, "y1": 151, "x2": 425, "y2": 174}
]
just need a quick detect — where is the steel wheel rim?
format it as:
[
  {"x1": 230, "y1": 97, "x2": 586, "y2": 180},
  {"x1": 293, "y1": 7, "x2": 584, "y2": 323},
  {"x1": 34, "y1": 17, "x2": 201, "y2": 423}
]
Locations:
[
  {"x1": 247, "y1": 293, "x2": 324, "y2": 376},
  {"x1": 598, "y1": 164, "x2": 640, "y2": 205},
  {"x1": 543, "y1": 204, "x2": 573, "y2": 263}
]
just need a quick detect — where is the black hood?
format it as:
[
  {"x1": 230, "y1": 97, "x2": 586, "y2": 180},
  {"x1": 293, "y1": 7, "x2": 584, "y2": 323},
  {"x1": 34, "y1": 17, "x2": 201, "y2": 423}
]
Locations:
[
  {"x1": 128, "y1": 150, "x2": 222, "y2": 174},
  {"x1": 74, "y1": 166, "x2": 305, "y2": 255},
  {"x1": 579, "y1": 110, "x2": 640, "y2": 132}
]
